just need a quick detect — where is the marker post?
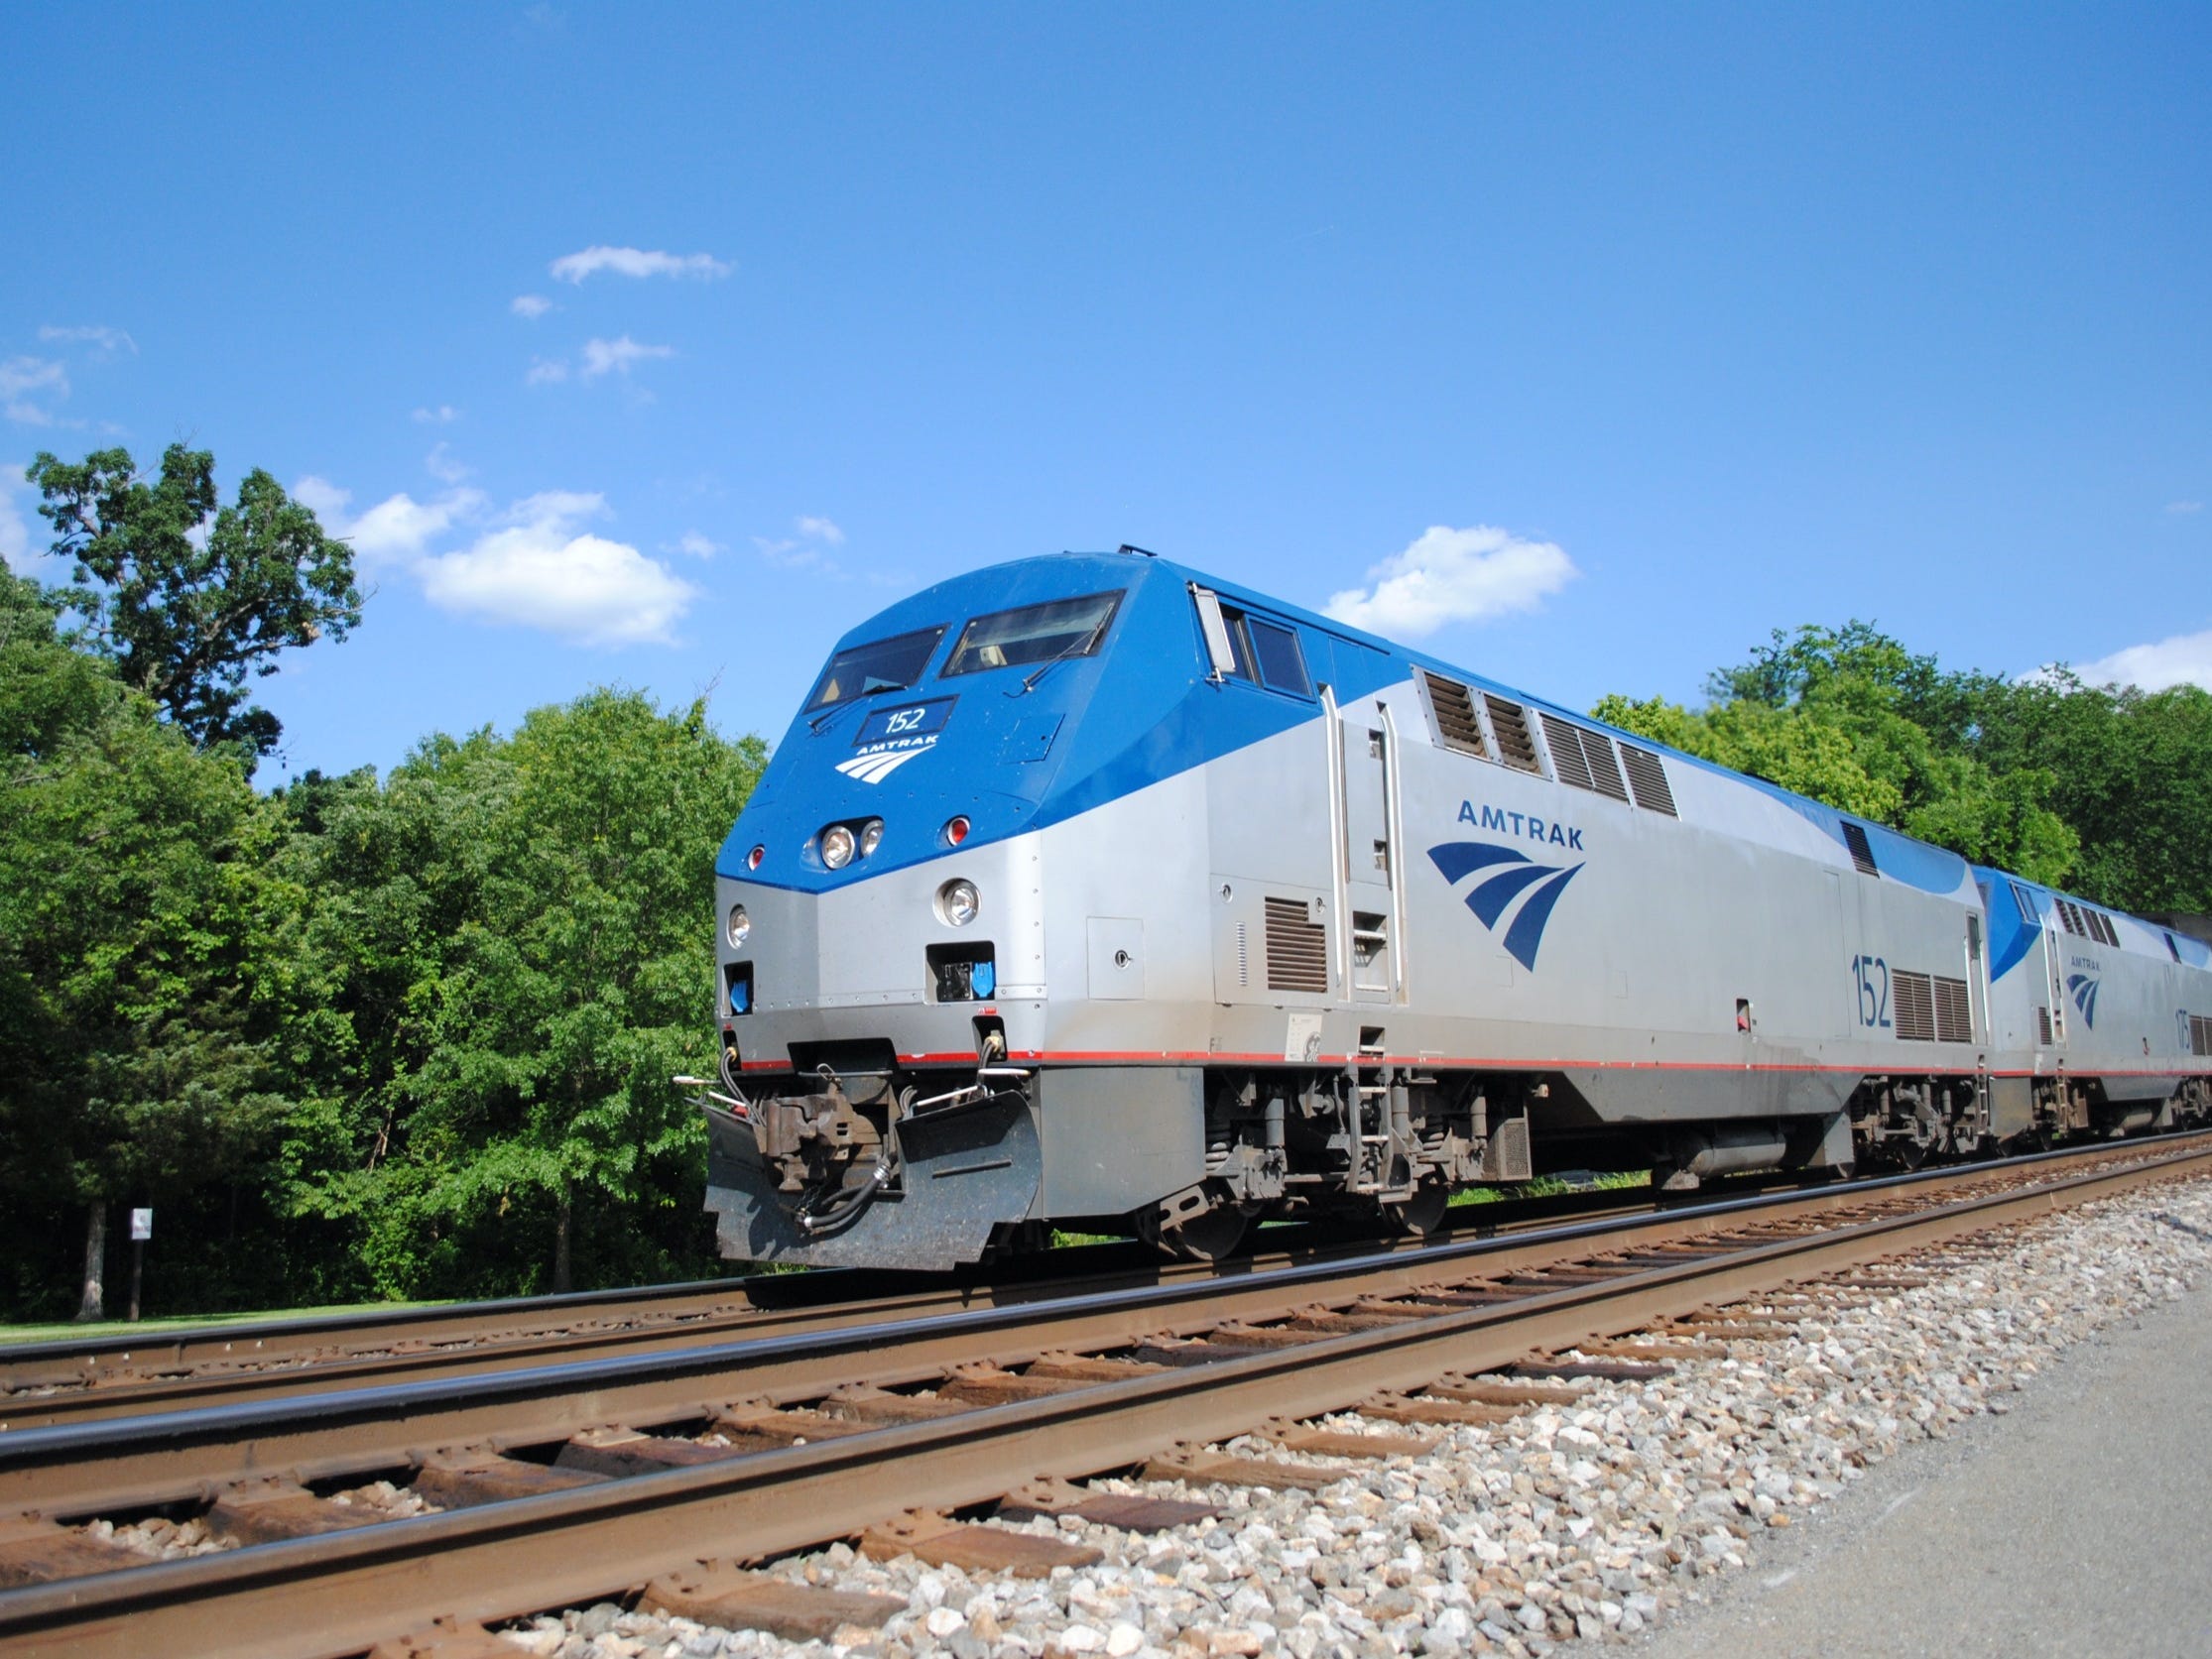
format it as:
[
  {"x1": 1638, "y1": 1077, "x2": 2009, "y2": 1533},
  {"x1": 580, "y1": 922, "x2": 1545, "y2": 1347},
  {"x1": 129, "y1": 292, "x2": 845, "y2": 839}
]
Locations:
[{"x1": 128, "y1": 1209, "x2": 152, "y2": 1322}]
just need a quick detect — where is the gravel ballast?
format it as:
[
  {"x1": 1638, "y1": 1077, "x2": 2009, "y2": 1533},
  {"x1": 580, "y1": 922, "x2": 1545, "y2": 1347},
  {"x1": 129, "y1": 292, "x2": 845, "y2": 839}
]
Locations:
[{"x1": 501, "y1": 1178, "x2": 2212, "y2": 1659}]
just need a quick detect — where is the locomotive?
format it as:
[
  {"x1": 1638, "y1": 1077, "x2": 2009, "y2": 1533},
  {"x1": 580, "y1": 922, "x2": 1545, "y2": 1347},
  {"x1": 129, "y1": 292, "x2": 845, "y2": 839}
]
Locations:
[{"x1": 691, "y1": 548, "x2": 2212, "y2": 1268}]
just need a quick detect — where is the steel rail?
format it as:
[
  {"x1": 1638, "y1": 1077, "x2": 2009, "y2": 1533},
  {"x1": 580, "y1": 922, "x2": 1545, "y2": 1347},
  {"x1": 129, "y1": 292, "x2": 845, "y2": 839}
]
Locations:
[
  {"x1": 0, "y1": 1135, "x2": 2200, "y2": 1516},
  {"x1": 0, "y1": 1184, "x2": 1677, "y2": 1429},
  {"x1": 1, "y1": 1136, "x2": 2204, "y2": 1659}
]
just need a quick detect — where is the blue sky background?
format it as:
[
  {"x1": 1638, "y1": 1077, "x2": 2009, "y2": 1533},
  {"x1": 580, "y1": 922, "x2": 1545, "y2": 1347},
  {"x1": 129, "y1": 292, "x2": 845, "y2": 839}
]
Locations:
[{"x1": 3, "y1": 3, "x2": 2207, "y2": 783}]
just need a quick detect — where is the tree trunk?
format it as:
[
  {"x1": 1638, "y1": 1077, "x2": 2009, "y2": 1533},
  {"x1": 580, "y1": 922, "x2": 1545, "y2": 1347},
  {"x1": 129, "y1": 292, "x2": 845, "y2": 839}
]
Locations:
[
  {"x1": 553, "y1": 1189, "x2": 572, "y2": 1295},
  {"x1": 76, "y1": 1203, "x2": 107, "y2": 1322}
]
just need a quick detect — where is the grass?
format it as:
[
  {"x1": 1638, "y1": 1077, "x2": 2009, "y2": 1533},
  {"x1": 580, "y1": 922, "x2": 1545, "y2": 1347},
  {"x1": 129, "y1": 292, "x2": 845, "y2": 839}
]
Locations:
[
  {"x1": 1450, "y1": 1167, "x2": 1652, "y2": 1208},
  {"x1": 0, "y1": 1297, "x2": 462, "y2": 1348}
]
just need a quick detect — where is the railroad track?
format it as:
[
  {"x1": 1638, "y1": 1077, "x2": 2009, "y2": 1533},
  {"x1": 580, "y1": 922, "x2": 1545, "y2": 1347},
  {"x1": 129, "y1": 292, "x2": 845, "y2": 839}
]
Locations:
[
  {"x1": 1, "y1": 1132, "x2": 2205, "y2": 1659},
  {"x1": 0, "y1": 1183, "x2": 1683, "y2": 1431}
]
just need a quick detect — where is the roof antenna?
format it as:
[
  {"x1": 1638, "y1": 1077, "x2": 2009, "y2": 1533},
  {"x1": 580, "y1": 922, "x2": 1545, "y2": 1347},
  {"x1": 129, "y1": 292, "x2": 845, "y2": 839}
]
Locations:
[{"x1": 1117, "y1": 543, "x2": 1157, "y2": 558}]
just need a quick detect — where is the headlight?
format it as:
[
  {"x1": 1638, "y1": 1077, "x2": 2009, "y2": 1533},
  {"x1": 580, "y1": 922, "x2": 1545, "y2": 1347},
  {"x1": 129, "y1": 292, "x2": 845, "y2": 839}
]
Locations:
[
  {"x1": 820, "y1": 824, "x2": 856, "y2": 870},
  {"x1": 937, "y1": 879, "x2": 980, "y2": 927},
  {"x1": 725, "y1": 903, "x2": 750, "y2": 948},
  {"x1": 859, "y1": 818, "x2": 884, "y2": 857}
]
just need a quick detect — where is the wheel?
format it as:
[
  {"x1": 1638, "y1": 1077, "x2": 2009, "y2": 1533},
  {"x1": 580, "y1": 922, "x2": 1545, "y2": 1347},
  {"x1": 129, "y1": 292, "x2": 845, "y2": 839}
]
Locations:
[
  {"x1": 1159, "y1": 1203, "x2": 1251, "y2": 1262},
  {"x1": 1384, "y1": 1181, "x2": 1452, "y2": 1237}
]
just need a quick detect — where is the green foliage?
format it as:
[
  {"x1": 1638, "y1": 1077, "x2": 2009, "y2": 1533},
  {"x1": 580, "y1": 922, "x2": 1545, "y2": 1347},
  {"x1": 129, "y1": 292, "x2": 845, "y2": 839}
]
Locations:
[
  {"x1": 272, "y1": 691, "x2": 768, "y2": 1299},
  {"x1": 0, "y1": 566, "x2": 299, "y2": 1317},
  {"x1": 1964, "y1": 669, "x2": 2212, "y2": 912},
  {"x1": 27, "y1": 444, "x2": 360, "y2": 762},
  {"x1": 1597, "y1": 621, "x2": 2079, "y2": 888}
]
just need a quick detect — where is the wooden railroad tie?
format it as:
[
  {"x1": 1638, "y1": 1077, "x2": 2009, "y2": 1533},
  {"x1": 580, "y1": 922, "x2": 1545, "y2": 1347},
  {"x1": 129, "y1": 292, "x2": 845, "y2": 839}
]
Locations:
[
  {"x1": 860, "y1": 1508, "x2": 1103, "y2": 1576},
  {"x1": 413, "y1": 1451, "x2": 609, "y2": 1509},
  {"x1": 207, "y1": 1479, "x2": 383, "y2": 1545},
  {"x1": 0, "y1": 1515, "x2": 151, "y2": 1588},
  {"x1": 642, "y1": 1562, "x2": 907, "y2": 1642},
  {"x1": 1141, "y1": 1448, "x2": 1358, "y2": 1492},
  {"x1": 996, "y1": 1477, "x2": 1218, "y2": 1532}
]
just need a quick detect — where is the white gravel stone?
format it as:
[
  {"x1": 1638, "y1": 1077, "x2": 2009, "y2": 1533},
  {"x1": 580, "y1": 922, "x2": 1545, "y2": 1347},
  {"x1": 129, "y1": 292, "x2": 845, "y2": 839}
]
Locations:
[{"x1": 495, "y1": 1177, "x2": 2212, "y2": 1658}]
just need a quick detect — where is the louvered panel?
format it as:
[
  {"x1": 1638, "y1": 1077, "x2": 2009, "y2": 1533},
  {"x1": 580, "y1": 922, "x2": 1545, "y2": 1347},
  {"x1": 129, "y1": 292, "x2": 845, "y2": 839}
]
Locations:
[
  {"x1": 1420, "y1": 671, "x2": 1487, "y2": 757},
  {"x1": 2036, "y1": 1005, "x2": 2054, "y2": 1046},
  {"x1": 1933, "y1": 976, "x2": 1972, "y2": 1043},
  {"x1": 1581, "y1": 730, "x2": 1630, "y2": 801},
  {"x1": 1620, "y1": 743, "x2": 1677, "y2": 815},
  {"x1": 1893, "y1": 970, "x2": 1935, "y2": 1041},
  {"x1": 1263, "y1": 896, "x2": 1328, "y2": 994},
  {"x1": 1539, "y1": 712, "x2": 1594, "y2": 790},
  {"x1": 2057, "y1": 899, "x2": 2083, "y2": 937},
  {"x1": 2193, "y1": 1014, "x2": 2209, "y2": 1057},
  {"x1": 1483, "y1": 695, "x2": 1540, "y2": 773},
  {"x1": 1841, "y1": 821, "x2": 1880, "y2": 878}
]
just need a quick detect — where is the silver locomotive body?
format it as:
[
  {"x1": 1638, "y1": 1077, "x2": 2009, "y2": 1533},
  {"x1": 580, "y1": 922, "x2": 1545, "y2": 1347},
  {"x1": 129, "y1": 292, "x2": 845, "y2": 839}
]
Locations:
[{"x1": 699, "y1": 551, "x2": 2212, "y2": 1267}]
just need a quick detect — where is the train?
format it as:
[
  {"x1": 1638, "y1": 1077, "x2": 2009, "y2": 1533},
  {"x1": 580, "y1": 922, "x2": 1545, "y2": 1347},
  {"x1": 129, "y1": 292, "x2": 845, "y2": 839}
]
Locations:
[{"x1": 689, "y1": 547, "x2": 2212, "y2": 1268}]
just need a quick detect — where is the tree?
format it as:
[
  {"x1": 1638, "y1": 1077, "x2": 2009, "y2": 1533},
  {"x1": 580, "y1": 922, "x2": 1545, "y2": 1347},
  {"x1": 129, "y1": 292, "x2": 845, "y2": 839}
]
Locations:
[
  {"x1": 1965, "y1": 671, "x2": 2212, "y2": 912},
  {"x1": 272, "y1": 690, "x2": 768, "y2": 1299},
  {"x1": 1596, "y1": 621, "x2": 2079, "y2": 888},
  {"x1": 0, "y1": 568, "x2": 295, "y2": 1317},
  {"x1": 27, "y1": 444, "x2": 361, "y2": 763}
]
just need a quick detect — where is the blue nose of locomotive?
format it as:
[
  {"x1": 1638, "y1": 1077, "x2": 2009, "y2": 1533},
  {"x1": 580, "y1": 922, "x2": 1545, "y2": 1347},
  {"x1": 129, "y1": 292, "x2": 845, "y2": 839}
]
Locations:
[{"x1": 716, "y1": 554, "x2": 1156, "y2": 889}]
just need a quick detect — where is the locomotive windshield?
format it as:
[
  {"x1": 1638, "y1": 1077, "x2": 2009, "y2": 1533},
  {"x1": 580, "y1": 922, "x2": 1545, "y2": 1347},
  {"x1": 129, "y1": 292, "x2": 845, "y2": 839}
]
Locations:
[
  {"x1": 803, "y1": 625, "x2": 947, "y2": 710},
  {"x1": 942, "y1": 591, "x2": 1124, "y2": 676}
]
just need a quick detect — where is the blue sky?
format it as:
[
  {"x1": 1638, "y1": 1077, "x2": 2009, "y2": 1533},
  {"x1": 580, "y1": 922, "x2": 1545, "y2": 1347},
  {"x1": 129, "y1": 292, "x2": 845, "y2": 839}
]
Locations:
[{"x1": 3, "y1": 3, "x2": 2207, "y2": 782}]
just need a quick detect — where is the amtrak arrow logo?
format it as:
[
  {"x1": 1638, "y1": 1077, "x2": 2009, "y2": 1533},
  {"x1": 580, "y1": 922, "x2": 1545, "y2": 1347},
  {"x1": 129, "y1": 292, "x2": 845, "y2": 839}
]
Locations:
[
  {"x1": 2066, "y1": 972, "x2": 2100, "y2": 1029},
  {"x1": 1428, "y1": 841, "x2": 1585, "y2": 971},
  {"x1": 836, "y1": 748, "x2": 927, "y2": 784}
]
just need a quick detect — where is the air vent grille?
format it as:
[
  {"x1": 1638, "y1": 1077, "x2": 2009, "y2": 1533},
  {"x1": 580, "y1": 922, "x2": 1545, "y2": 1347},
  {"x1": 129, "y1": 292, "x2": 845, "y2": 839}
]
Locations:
[
  {"x1": 2056, "y1": 898, "x2": 2082, "y2": 936},
  {"x1": 1933, "y1": 976, "x2": 1972, "y2": 1043},
  {"x1": 1620, "y1": 744, "x2": 1677, "y2": 815},
  {"x1": 1483, "y1": 695, "x2": 1540, "y2": 773},
  {"x1": 1841, "y1": 821, "x2": 1879, "y2": 878},
  {"x1": 2192, "y1": 1013, "x2": 2211, "y2": 1056},
  {"x1": 2036, "y1": 1005, "x2": 2054, "y2": 1045},
  {"x1": 2092, "y1": 910, "x2": 2119, "y2": 947},
  {"x1": 1893, "y1": 969, "x2": 1935, "y2": 1041},
  {"x1": 1536, "y1": 713, "x2": 1633, "y2": 802},
  {"x1": 1580, "y1": 729, "x2": 1630, "y2": 801},
  {"x1": 1420, "y1": 672, "x2": 1487, "y2": 757},
  {"x1": 1539, "y1": 711, "x2": 1593, "y2": 790},
  {"x1": 1263, "y1": 896, "x2": 1328, "y2": 994}
]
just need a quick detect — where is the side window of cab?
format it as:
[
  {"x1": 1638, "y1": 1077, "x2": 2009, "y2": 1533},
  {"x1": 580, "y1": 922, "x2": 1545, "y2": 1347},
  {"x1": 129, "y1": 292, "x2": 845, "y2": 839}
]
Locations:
[{"x1": 1190, "y1": 585, "x2": 1314, "y2": 698}]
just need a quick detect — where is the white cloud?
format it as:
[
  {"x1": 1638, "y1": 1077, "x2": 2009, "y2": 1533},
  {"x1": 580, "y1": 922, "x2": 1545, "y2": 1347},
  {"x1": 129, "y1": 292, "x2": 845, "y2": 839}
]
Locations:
[
  {"x1": 424, "y1": 442, "x2": 471, "y2": 485},
  {"x1": 413, "y1": 404, "x2": 460, "y2": 424},
  {"x1": 526, "y1": 357, "x2": 569, "y2": 386},
  {"x1": 676, "y1": 531, "x2": 722, "y2": 559},
  {"x1": 579, "y1": 335, "x2": 675, "y2": 380},
  {"x1": 2169, "y1": 500, "x2": 2204, "y2": 516},
  {"x1": 2071, "y1": 629, "x2": 2212, "y2": 694},
  {"x1": 0, "y1": 469, "x2": 33, "y2": 570},
  {"x1": 752, "y1": 514, "x2": 848, "y2": 573},
  {"x1": 1, "y1": 356, "x2": 68, "y2": 424},
  {"x1": 295, "y1": 475, "x2": 488, "y2": 565},
  {"x1": 1322, "y1": 524, "x2": 1578, "y2": 639},
  {"x1": 296, "y1": 475, "x2": 694, "y2": 645},
  {"x1": 550, "y1": 245, "x2": 730, "y2": 284},
  {"x1": 39, "y1": 324, "x2": 136, "y2": 357},
  {"x1": 511, "y1": 294, "x2": 554, "y2": 319},
  {"x1": 418, "y1": 492, "x2": 696, "y2": 645}
]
